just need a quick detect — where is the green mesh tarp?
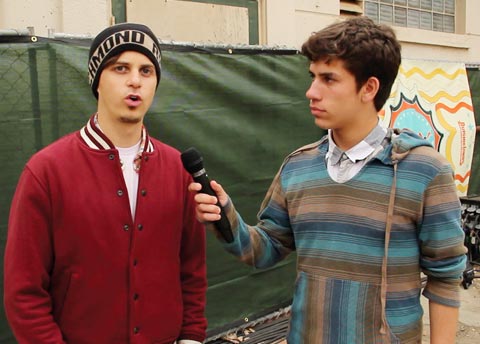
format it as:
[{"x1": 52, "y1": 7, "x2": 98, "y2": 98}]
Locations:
[
  {"x1": 0, "y1": 36, "x2": 323, "y2": 342},
  {"x1": 1, "y1": 36, "x2": 479, "y2": 343}
]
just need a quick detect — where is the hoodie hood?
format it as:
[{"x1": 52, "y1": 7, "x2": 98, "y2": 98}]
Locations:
[{"x1": 375, "y1": 128, "x2": 433, "y2": 166}]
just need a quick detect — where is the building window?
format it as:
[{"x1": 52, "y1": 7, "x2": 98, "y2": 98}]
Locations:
[{"x1": 363, "y1": 0, "x2": 455, "y2": 33}]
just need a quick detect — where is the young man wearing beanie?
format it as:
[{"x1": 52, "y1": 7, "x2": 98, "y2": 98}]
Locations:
[{"x1": 4, "y1": 23, "x2": 207, "y2": 344}]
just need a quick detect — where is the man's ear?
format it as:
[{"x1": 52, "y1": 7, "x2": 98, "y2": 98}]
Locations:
[{"x1": 361, "y1": 76, "x2": 380, "y2": 103}]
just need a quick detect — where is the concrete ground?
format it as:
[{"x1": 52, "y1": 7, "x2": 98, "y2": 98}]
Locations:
[{"x1": 421, "y1": 281, "x2": 480, "y2": 343}]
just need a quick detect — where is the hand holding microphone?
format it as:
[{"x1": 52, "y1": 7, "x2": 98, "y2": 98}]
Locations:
[{"x1": 181, "y1": 147, "x2": 234, "y2": 243}]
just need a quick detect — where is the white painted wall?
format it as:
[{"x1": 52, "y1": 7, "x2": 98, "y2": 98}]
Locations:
[
  {"x1": 61, "y1": 0, "x2": 112, "y2": 36},
  {"x1": 0, "y1": 0, "x2": 111, "y2": 37},
  {"x1": 126, "y1": 0, "x2": 249, "y2": 44},
  {"x1": 0, "y1": 0, "x2": 479, "y2": 64},
  {"x1": 264, "y1": 0, "x2": 480, "y2": 64}
]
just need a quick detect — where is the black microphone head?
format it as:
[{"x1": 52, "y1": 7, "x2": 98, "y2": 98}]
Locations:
[{"x1": 181, "y1": 147, "x2": 204, "y2": 174}]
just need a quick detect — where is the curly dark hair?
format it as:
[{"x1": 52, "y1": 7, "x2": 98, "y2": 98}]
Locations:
[{"x1": 301, "y1": 17, "x2": 401, "y2": 111}]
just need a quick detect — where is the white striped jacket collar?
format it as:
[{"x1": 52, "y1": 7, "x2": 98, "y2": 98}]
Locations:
[{"x1": 79, "y1": 114, "x2": 154, "y2": 153}]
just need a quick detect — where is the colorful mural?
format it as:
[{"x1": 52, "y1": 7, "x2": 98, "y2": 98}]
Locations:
[{"x1": 380, "y1": 59, "x2": 476, "y2": 196}]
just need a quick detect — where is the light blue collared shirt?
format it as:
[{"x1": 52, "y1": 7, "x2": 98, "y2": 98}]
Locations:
[{"x1": 325, "y1": 121, "x2": 387, "y2": 183}]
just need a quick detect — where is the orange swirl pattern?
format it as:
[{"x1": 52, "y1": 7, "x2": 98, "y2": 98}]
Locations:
[{"x1": 383, "y1": 60, "x2": 476, "y2": 196}]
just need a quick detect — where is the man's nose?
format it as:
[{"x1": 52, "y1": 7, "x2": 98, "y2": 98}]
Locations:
[
  {"x1": 127, "y1": 72, "x2": 141, "y2": 87},
  {"x1": 306, "y1": 81, "x2": 320, "y2": 100}
]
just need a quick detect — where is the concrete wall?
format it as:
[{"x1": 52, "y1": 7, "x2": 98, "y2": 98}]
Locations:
[
  {"x1": 265, "y1": 0, "x2": 480, "y2": 65},
  {"x1": 0, "y1": 0, "x2": 112, "y2": 37},
  {"x1": 0, "y1": 0, "x2": 479, "y2": 64},
  {"x1": 126, "y1": 1, "x2": 249, "y2": 44}
]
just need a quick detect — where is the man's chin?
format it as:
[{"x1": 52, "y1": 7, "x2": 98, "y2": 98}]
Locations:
[
  {"x1": 314, "y1": 118, "x2": 330, "y2": 130},
  {"x1": 120, "y1": 112, "x2": 143, "y2": 124}
]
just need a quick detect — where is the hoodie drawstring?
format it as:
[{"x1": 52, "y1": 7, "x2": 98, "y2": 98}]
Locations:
[{"x1": 380, "y1": 163, "x2": 397, "y2": 341}]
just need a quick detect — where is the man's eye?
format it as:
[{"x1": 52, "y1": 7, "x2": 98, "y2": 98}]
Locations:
[
  {"x1": 115, "y1": 65, "x2": 126, "y2": 72},
  {"x1": 142, "y1": 68, "x2": 154, "y2": 75}
]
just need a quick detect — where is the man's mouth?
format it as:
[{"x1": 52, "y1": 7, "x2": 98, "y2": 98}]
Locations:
[
  {"x1": 125, "y1": 94, "x2": 142, "y2": 107},
  {"x1": 128, "y1": 94, "x2": 141, "y2": 101}
]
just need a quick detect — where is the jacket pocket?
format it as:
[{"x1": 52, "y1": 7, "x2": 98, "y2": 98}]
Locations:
[
  {"x1": 53, "y1": 270, "x2": 80, "y2": 326},
  {"x1": 51, "y1": 270, "x2": 76, "y2": 322}
]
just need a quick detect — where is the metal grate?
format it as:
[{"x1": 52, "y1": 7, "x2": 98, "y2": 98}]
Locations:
[{"x1": 206, "y1": 306, "x2": 291, "y2": 344}]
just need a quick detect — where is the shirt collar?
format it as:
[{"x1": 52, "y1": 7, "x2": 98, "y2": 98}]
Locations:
[
  {"x1": 79, "y1": 113, "x2": 154, "y2": 153},
  {"x1": 326, "y1": 121, "x2": 387, "y2": 165}
]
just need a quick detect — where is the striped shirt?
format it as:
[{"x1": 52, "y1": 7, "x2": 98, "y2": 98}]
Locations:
[{"x1": 218, "y1": 128, "x2": 466, "y2": 343}]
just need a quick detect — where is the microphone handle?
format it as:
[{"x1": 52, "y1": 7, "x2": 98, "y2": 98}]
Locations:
[{"x1": 193, "y1": 172, "x2": 234, "y2": 243}]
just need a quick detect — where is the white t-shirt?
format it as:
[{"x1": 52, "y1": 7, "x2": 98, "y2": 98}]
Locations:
[{"x1": 117, "y1": 141, "x2": 141, "y2": 219}]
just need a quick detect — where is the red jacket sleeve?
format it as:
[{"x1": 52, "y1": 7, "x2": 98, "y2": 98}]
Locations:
[{"x1": 4, "y1": 167, "x2": 66, "y2": 343}]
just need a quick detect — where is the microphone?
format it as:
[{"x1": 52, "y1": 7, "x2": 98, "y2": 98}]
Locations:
[{"x1": 181, "y1": 147, "x2": 234, "y2": 243}]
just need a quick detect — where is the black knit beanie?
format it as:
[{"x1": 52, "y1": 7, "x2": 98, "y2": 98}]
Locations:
[{"x1": 88, "y1": 22, "x2": 162, "y2": 99}]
